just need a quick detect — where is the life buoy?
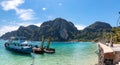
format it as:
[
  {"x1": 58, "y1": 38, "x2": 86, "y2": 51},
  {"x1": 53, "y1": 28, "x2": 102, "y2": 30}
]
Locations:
[{"x1": 4, "y1": 43, "x2": 9, "y2": 47}]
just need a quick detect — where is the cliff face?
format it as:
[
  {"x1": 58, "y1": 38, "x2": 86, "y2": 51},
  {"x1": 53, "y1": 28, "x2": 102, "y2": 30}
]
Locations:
[
  {"x1": 35, "y1": 18, "x2": 78, "y2": 41},
  {"x1": 0, "y1": 18, "x2": 78, "y2": 41}
]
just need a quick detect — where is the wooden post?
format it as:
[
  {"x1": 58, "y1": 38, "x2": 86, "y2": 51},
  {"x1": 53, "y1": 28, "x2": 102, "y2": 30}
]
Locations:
[
  {"x1": 40, "y1": 35, "x2": 45, "y2": 49},
  {"x1": 47, "y1": 36, "x2": 51, "y2": 49}
]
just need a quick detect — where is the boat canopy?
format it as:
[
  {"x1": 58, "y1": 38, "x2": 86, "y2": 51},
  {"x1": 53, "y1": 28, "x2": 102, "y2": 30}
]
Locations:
[{"x1": 9, "y1": 36, "x2": 27, "y2": 43}]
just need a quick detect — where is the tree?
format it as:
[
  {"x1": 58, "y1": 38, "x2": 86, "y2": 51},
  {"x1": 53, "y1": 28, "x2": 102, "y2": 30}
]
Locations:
[
  {"x1": 104, "y1": 33, "x2": 111, "y2": 43},
  {"x1": 112, "y1": 27, "x2": 120, "y2": 44}
]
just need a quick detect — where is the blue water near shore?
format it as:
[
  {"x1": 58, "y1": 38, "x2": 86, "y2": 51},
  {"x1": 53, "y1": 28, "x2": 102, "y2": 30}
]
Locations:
[{"x1": 0, "y1": 39, "x2": 98, "y2": 65}]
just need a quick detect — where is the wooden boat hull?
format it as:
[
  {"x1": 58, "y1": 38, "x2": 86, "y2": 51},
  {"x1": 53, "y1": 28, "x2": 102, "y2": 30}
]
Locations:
[
  {"x1": 44, "y1": 48, "x2": 55, "y2": 54},
  {"x1": 32, "y1": 48, "x2": 44, "y2": 54}
]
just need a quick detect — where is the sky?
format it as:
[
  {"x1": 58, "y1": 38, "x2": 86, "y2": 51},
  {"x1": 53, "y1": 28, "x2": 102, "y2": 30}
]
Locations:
[{"x1": 0, "y1": 0, "x2": 120, "y2": 36}]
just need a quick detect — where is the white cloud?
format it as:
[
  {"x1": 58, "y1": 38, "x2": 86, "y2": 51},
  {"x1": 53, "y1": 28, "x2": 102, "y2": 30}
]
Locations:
[
  {"x1": 45, "y1": 15, "x2": 54, "y2": 20},
  {"x1": 16, "y1": 9, "x2": 35, "y2": 20},
  {"x1": 75, "y1": 25, "x2": 86, "y2": 30},
  {"x1": 47, "y1": 15, "x2": 53, "y2": 19},
  {"x1": 34, "y1": 23, "x2": 42, "y2": 26},
  {"x1": 0, "y1": 0, "x2": 35, "y2": 21},
  {"x1": 0, "y1": 26, "x2": 19, "y2": 36},
  {"x1": 0, "y1": 22, "x2": 42, "y2": 36},
  {"x1": 0, "y1": 0, "x2": 24, "y2": 11},
  {"x1": 17, "y1": 22, "x2": 42, "y2": 27},
  {"x1": 42, "y1": 7, "x2": 46, "y2": 11}
]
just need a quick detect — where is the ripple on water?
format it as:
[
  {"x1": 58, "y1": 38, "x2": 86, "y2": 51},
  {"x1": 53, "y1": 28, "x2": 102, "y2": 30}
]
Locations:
[{"x1": 0, "y1": 41, "x2": 98, "y2": 65}]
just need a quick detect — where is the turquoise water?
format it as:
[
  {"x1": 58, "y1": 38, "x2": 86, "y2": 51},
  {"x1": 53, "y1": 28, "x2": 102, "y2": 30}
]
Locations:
[{"x1": 0, "y1": 40, "x2": 98, "y2": 65}]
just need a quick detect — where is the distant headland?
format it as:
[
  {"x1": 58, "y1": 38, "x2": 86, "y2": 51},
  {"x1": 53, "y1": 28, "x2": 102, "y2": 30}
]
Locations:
[{"x1": 0, "y1": 18, "x2": 112, "y2": 42}]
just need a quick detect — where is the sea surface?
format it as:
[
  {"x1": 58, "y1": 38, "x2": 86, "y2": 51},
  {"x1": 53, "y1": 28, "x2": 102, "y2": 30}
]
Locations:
[{"x1": 0, "y1": 39, "x2": 98, "y2": 65}]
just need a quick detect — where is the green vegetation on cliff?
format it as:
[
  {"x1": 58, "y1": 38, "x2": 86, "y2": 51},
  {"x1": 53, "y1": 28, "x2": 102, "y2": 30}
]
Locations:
[
  {"x1": 75, "y1": 21, "x2": 112, "y2": 41},
  {"x1": 0, "y1": 18, "x2": 112, "y2": 42}
]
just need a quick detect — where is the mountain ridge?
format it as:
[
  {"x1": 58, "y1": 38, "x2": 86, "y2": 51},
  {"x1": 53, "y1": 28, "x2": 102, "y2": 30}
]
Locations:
[{"x1": 0, "y1": 18, "x2": 112, "y2": 41}]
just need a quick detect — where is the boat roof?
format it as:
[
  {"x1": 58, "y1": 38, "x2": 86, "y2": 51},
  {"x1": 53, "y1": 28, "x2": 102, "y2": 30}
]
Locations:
[{"x1": 10, "y1": 36, "x2": 26, "y2": 40}]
